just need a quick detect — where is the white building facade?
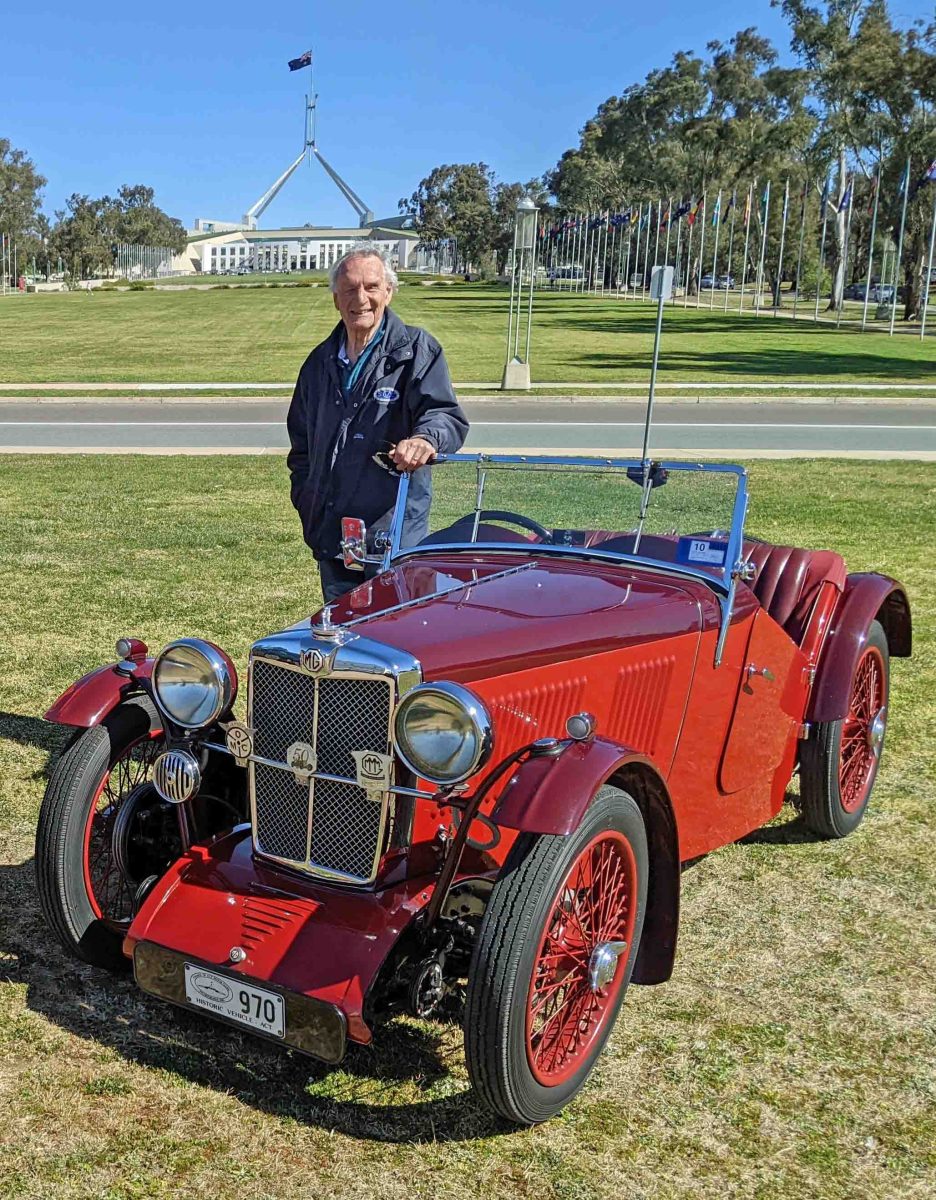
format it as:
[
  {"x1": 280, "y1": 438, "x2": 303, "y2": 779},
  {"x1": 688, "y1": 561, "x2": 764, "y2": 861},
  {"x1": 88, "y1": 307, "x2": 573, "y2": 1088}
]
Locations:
[{"x1": 182, "y1": 226, "x2": 419, "y2": 275}]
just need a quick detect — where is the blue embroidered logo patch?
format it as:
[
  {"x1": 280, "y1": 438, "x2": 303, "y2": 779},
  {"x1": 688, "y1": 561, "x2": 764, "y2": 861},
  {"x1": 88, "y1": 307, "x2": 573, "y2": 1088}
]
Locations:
[{"x1": 373, "y1": 387, "x2": 399, "y2": 403}]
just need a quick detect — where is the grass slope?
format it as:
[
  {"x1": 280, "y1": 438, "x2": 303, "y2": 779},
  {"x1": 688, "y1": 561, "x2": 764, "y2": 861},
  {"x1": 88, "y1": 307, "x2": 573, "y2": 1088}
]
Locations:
[
  {"x1": 0, "y1": 285, "x2": 933, "y2": 385},
  {"x1": 0, "y1": 456, "x2": 933, "y2": 1199}
]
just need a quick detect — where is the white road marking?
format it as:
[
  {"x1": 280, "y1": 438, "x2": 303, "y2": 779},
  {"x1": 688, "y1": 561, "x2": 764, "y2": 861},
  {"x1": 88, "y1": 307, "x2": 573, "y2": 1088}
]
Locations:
[{"x1": 2, "y1": 421, "x2": 936, "y2": 431}]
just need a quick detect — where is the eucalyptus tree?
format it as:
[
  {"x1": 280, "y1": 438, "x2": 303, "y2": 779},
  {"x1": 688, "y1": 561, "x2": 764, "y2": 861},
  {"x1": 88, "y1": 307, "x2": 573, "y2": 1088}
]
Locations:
[{"x1": 776, "y1": 0, "x2": 936, "y2": 315}]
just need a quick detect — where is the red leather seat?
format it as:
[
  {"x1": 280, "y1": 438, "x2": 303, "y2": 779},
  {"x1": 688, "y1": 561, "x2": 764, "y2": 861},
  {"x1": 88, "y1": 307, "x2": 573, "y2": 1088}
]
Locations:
[{"x1": 742, "y1": 540, "x2": 847, "y2": 644}]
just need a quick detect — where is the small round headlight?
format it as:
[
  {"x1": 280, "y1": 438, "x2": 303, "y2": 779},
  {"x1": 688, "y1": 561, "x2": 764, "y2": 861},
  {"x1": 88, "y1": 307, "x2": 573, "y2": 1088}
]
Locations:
[
  {"x1": 152, "y1": 638, "x2": 236, "y2": 729},
  {"x1": 393, "y1": 682, "x2": 493, "y2": 785}
]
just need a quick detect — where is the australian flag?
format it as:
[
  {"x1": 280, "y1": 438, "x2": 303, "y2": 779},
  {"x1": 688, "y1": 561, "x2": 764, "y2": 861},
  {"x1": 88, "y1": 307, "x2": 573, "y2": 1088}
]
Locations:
[{"x1": 288, "y1": 49, "x2": 312, "y2": 71}]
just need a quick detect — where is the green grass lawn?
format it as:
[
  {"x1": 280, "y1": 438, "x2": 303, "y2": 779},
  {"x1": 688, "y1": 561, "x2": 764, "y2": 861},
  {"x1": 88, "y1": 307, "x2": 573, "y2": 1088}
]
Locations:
[
  {"x1": 0, "y1": 455, "x2": 933, "y2": 1199},
  {"x1": 0, "y1": 285, "x2": 932, "y2": 386}
]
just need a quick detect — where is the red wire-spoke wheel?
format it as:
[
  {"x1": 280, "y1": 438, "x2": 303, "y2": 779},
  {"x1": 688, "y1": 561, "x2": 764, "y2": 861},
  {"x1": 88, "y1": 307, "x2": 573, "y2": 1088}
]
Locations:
[
  {"x1": 839, "y1": 644, "x2": 886, "y2": 813},
  {"x1": 800, "y1": 619, "x2": 890, "y2": 839},
  {"x1": 465, "y1": 785, "x2": 647, "y2": 1125},
  {"x1": 36, "y1": 698, "x2": 172, "y2": 970},
  {"x1": 525, "y1": 830, "x2": 638, "y2": 1086},
  {"x1": 82, "y1": 730, "x2": 165, "y2": 924}
]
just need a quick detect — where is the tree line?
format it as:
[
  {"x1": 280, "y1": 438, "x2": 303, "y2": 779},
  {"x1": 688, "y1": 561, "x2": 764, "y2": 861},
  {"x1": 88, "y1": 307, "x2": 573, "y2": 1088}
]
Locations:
[
  {"x1": 401, "y1": 0, "x2": 935, "y2": 319},
  {"x1": 0, "y1": 140, "x2": 186, "y2": 280}
]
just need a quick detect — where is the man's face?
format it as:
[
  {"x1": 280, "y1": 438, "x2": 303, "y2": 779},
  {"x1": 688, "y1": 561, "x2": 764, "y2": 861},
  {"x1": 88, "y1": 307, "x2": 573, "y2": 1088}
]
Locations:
[{"x1": 333, "y1": 255, "x2": 392, "y2": 340}]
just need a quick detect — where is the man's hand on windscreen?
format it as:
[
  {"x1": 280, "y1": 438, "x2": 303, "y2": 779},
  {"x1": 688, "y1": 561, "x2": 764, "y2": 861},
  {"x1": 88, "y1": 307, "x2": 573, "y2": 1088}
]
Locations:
[{"x1": 389, "y1": 437, "x2": 437, "y2": 472}]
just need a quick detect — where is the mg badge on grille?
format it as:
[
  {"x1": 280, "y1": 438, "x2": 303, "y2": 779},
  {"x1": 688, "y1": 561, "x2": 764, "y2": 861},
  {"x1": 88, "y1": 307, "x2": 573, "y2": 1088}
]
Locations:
[
  {"x1": 286, "y1": 741, "x2": 317, "y2": 783},
  {"x1": 300, "y1": 646, "x2": 338, "y2": 674},
  {"x1": 352, "y1": 750, "x2": 392, "y2": 799},
  {"x1": 224, "y1": 721, "x2": 253, "y2": 766}
]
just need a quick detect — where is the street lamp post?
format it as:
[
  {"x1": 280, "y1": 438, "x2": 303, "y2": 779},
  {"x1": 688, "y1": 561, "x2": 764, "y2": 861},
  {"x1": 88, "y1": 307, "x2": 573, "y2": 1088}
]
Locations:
[{"x1": 501, "y1": 195, "x2": 539, "y2": 391}]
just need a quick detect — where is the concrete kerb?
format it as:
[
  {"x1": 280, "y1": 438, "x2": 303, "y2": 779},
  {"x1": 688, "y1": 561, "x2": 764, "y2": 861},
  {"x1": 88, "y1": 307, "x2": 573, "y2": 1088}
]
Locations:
[{"x1": 0, "y1": 394, "x2": 933, "y2": 408}]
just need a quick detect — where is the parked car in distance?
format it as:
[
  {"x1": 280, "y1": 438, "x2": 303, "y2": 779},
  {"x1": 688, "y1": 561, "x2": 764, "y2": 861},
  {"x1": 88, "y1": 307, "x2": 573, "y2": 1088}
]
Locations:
[
  {"x1": 702, "y1": 274, "x2": 735, "y2": 289},
  {"x1": 36, "y1": 454, "x2": 911, "y2": 1126},
  {"x1": 871, "y1": 283, "x2": 895, "y2": 303},
  {"x1": 843, "y1": 282, "x2": 869, "y2": 300}
]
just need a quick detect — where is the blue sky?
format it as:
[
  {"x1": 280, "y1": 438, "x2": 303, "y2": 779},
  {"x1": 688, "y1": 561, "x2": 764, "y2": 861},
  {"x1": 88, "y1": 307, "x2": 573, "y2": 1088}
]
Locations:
[{"x1": 5, "y1": 1, "x2": 932, "y2": 231}]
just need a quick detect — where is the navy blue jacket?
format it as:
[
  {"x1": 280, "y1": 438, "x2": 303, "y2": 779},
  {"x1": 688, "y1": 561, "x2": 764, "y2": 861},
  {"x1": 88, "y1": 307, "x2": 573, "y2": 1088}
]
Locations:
[{"x1": 286, "y1": 307, "x2": 469, "y2": 560}]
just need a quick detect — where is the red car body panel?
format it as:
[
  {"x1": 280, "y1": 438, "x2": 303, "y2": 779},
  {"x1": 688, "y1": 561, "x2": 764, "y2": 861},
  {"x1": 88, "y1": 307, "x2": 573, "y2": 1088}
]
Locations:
[
  {"x1": 326, "y1": 554, "x2": 711, "y2": 684},
  {"x1": 45, "y1": 661, "x2": 156, "y2": 728},
  {"x1": 808, "y1": 573, "x2": 911, "y2": 722},
  {"x1": 491, "y1": 737, "x2": 656, "y2": 836},
  {"x1": 124, "y1": 828, "x2": 439, "y2": 1046}
]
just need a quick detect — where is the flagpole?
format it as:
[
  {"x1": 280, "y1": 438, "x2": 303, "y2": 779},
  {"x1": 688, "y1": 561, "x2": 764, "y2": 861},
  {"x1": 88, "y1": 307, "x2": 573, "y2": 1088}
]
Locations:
[
  {"x1": 663, "y1": 197, "x2": 673, "y2": 269},
  {"x1": 652, "y1": 197, "x2": 661, "y2": 276},
  {"x1": 616, "y1": 211, "x2": 628, "y2": 293},
  {"x1": 773, "y1": 178, "x2": 790, "y2": 318},
  {"x1": 683, "y1": 205, "x2": 694, "y2": 308},
  {"x1": 739, "y1": 181, "x2": 754, "y2": 315},
  {"x1": 642, "y1": 206, "x2": 652, "y2": 299},
  {"x1": 695, "y1": 193, "x2": 707, "y2": 309},
  {"x1": 792, "y1": 181, "x2": 808, "y2": 319},
  {"x1": 861, "y1": 171, "x2": 881, "y2": 330},
  {"x1": 836, "y1": 182, "x2": 855, "y2": 329},
  {"x1": 754, "y1": 181, "x2": 771, "y2": 316},
  {"x1": 623, "y1": 214, "x2": 633, "y2": 300},
  {"x1": 889, "y1": 155, "x2": 911, "y2": 336},
  {"x1": 814, "y1": 181, "x2": 830, "y2": 324},
  {"x1": 673, "y1": 211, "x2": 683, "y2": 306},
  {"x1": 724, "y1": 193, "x2": 736, "y2": 313},
  {"x1": 920, "y1": 191, "x2": 936, "y2": 339},
  {"x1": 709, "y1": 189, "x2": 722, "y2": 310}
]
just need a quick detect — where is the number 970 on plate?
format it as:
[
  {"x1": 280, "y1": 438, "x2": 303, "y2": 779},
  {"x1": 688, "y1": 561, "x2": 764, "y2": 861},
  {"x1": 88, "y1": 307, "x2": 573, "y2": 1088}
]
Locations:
[{"x1": 184, "y1": 963, "x2": 285, "y2": 1037}]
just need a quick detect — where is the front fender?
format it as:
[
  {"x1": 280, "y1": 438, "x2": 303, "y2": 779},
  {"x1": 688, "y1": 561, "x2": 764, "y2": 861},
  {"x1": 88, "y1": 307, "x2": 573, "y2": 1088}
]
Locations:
[
  {"x1": 45, "y1": 660, "x2": 155, "y2": 728},
  {"x1": 808, "y1": 574, "x2": 911, "y2": 724},
  {"x1": 491, "y1": 736, "x2": 655, "y2": 836}
]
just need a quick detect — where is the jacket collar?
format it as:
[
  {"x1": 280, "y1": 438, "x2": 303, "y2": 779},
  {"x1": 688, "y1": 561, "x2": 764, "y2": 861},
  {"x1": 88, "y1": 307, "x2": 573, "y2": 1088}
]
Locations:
[{"x1": 327, "y1": 306, "x2": 413, "y2": 365}]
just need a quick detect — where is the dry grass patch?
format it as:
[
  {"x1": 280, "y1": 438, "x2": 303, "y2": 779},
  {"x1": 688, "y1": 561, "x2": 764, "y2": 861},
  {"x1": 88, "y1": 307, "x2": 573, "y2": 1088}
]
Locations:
[{"x1": 0, "y1": 455, "x2": 933, "y2": 1199}]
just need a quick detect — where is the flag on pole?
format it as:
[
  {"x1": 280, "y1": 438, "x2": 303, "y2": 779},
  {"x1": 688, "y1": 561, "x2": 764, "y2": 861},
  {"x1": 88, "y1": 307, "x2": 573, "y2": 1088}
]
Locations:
[
  {"x1": 722, "y1": 191, "x2": 736, "y2": 224},
  {"x1": 819, "y1": 178, "x2": 830, "y2": 219},
  {"x1": 711, "y1": 194, "x2": 721, "y2": 227},
  {"x1": 898, "y1": 159, "x2": 912, "y2": 195},
  {"x1": 910, "y1": 158, "x2": 936, "y2": 199},
  {"x1": 743, "y1": 190, "x2": 752, "y2": 227},
  {"x1": 867, "y1": 173, "x2": 878, "y2": 214},
  {"x1": 760, "y1": 183, "x2": 770, "y2": 213},
  {"x1": 839, "y1": 178, "x2": 852, "y2": 212},
  {"x1": 687, "y1": 196, "x2": 704, "y2": 226},
  {"x1": 288, "y1": 50, "x2": 312, "y2": 71},
  {"x1": 659, "y1": 203, "x2": 670, "y2": 229}
]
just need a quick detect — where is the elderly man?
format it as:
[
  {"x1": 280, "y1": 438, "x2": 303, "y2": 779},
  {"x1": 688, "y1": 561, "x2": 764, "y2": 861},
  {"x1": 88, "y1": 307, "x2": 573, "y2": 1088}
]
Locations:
[{"x1": 287, "y1": 245, "x2": 469, "y2": 602}]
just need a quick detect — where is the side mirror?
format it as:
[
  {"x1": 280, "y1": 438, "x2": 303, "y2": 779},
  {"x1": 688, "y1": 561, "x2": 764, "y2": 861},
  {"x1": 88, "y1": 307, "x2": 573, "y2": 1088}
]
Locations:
[{"x1": 340, "y1": 517, "x2": 367, "y2": 571}]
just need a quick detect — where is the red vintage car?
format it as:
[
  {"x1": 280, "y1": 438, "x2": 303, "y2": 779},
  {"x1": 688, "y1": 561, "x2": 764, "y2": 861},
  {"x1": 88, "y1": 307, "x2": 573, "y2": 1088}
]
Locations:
[{"x1": 35, "y1": 454, "x2": 910, "y2": 1125}]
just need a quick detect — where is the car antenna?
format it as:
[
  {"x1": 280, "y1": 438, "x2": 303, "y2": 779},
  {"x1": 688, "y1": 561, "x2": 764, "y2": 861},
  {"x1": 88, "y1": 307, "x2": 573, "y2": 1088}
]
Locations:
[{"x1": 633, "y1": 265, "x2": 674, "y2": 554}]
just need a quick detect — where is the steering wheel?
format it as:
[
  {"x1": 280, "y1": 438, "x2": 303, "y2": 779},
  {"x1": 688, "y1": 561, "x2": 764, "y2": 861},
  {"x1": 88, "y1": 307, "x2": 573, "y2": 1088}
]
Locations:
[{"x1": 474, "y1": 509, "x2": 553, "y2": 543}]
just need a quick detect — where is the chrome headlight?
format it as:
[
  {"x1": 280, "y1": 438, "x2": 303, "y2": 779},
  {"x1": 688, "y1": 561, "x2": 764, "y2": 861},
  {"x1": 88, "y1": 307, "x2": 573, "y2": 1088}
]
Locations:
[
  {"x1": 152, "y1": 638, "x2": 236, "y2": 729},
  {"x1": 393, "y1": 682, "x2": 493, "y2": 785}
]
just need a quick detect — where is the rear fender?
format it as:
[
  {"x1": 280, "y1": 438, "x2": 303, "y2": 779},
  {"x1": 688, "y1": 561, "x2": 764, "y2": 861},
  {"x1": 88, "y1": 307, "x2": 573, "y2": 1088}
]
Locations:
[
  {"x1": 45, "y1": 660, "x2": 156, "y2": 729},
  {"x1": 808, "y1": 574, "x2": 911, "y2": 724},
  {"x1": 491, "y1": 737, "x2": 679, "y2": 986}
]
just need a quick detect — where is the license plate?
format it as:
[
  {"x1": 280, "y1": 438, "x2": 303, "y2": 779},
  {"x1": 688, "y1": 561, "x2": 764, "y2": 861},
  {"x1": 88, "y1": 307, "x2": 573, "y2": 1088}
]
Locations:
[{"x1": 183, "y1": 964, "x2": 285, "y2": 1038}]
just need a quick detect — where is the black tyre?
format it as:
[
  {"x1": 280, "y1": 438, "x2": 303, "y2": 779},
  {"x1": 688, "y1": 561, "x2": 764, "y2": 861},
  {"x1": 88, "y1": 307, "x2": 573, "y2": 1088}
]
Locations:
[
  {"x1": 464, "y1": 785, "x2": 648, "y2": 1125},
  {"x1": 800, "y1": 619, "x2": 890, "y2": 838},
  {"x1": 35, "y1": 697, "x2": 172, "y2": 969}
]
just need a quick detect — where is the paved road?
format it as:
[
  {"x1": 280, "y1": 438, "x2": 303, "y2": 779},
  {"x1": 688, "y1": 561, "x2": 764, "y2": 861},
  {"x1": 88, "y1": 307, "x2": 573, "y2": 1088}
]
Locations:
[{"x1": 2, "y1": 398, "x2": 936, "y2": 458}]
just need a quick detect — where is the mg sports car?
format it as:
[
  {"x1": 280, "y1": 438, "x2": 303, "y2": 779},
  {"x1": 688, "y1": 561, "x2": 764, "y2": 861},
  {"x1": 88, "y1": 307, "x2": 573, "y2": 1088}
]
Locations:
[{"x1": 35, "y1": 454, "x2": 910, "y2": 1125}]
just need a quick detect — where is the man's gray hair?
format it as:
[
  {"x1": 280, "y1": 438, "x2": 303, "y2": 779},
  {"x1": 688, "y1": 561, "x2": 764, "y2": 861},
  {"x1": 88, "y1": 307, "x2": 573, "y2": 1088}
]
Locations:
[{"x1": 329, "y1": 244, "x2": 399, "y2": 293}]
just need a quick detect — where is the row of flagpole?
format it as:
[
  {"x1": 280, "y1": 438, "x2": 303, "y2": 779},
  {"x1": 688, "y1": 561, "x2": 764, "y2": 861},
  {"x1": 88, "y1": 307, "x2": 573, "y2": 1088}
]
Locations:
[
  {"x1": 537, "y1": 159, "x2": 936, "y2": 336},
  {"x1": 1, "y1": 233, "x2": 20, "y2": 296}
]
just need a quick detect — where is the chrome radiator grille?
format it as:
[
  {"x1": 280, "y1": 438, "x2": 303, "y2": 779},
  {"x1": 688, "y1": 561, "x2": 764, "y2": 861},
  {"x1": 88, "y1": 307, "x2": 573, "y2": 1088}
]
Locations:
[{"x1": 249, "y1": 656, "x2": 394, "y2": 883}]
